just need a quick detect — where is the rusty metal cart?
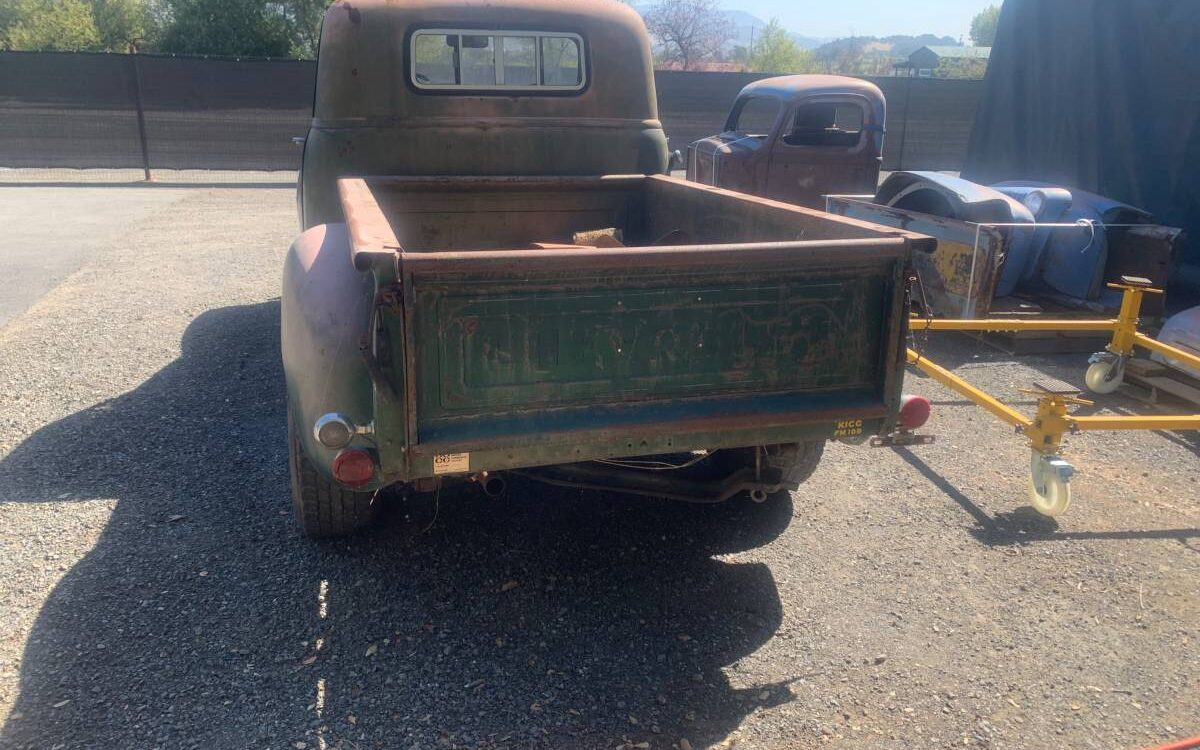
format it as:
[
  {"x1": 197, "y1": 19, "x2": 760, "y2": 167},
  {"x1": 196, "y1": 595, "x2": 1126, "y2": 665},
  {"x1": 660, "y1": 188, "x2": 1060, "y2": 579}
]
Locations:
[{"x1": 900, "y1": 277, "x2": 1200, "y2": 517}]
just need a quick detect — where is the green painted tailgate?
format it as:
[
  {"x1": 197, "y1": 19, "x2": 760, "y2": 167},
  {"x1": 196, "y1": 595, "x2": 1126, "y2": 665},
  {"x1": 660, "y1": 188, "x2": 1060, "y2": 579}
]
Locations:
[{"x1": 415, "y1": 270, "x2": 887, "y2": 424}]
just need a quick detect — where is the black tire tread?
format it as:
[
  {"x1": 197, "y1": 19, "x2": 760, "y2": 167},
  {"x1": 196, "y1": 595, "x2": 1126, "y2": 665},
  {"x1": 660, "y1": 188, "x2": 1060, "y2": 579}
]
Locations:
[
  {"x1": 288, "y1": 410, "x2": 376, "y2": 538},
  {"x1": 779, "y1": 440, "x2": 825, "y2": 489}
]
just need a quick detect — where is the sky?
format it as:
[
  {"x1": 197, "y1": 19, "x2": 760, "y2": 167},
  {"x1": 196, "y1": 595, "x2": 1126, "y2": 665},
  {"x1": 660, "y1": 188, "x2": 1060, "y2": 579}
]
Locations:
[{"x1": 733, "y1": 0, "x2": 999, "y2": 41}]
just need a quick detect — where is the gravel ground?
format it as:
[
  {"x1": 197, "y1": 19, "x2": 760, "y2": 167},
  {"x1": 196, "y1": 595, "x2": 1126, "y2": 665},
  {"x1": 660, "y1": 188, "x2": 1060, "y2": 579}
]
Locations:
[{"x1": 0, "y1": 185, "x2": 1196, "y2": 750}]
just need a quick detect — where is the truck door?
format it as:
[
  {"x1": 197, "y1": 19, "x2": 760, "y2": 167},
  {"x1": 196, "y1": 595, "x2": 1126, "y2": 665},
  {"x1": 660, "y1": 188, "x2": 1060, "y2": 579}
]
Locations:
[{"x1": 764, "y1": 96, "x2": 880, "y2": 209}]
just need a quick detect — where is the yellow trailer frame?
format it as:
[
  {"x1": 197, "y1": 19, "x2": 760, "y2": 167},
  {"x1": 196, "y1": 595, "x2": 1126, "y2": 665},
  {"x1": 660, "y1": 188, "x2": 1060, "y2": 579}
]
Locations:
[{"x1": 902, "y1": 278, "x2": 1200, "y2": 517}]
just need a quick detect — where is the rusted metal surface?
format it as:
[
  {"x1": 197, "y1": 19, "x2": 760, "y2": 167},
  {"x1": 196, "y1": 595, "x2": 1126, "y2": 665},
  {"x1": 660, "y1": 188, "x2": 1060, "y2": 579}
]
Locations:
[
  {"x1": 280, "y1": 223, "x2": 378, "y2": 478},
  {"x1": 687, "y1": 75, "x2": 885, "y2": 209},
  {"x1": 336, "y1": 177, "x2": 401, "y2": 270},
  {"x1": 828, "y1": 194, "x2": 1184, "y2": 319},
  {"x1": 827, "y1": 195, "x2": 1004, "y2": 317},
  {"x1": 326, "y1": 174, "x2": 923, "y2": 483},
  {"x1": 395, "y1": 239, "x2": 905, "y2": 272},
  {"x1": 1103, "y1": 225, "x2": 1182, "y2": 318},
  {"x1": 300, "y1": 0, "x2": 669, "y2": 228},
  {"x1": 341, "y1": 173, "x2": 934, "y2": 259}
]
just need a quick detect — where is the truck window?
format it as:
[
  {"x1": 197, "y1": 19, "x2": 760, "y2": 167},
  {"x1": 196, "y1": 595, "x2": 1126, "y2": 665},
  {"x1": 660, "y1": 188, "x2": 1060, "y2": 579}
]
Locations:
[
  {"x1": 411, "y1": 33, "x2": 457, "y2": 85},
  {"x1": 460, "y1": 35, "x2": 496, "y2": 86},
  {"x1": 541, "y1": 36, "x2": 582, "y2": 86},
  {"x1": 411, "y1": 29, "x2": 585, "y2": 91},
  {"x1": 502, "y1": 36, "x2": 538, "y2": 85},
  {"x1": 783, "y1": 102, "x2": 864, "y2": 147},
  {"x1": 729, "y1": 97, "x2": 781, "y2": 137}
]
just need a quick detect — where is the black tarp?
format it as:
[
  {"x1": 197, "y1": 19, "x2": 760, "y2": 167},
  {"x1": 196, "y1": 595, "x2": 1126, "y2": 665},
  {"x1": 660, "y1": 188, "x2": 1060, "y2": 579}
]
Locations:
[{"x1": 963, "y1": 0, "x2": 1200, "y2": 304}]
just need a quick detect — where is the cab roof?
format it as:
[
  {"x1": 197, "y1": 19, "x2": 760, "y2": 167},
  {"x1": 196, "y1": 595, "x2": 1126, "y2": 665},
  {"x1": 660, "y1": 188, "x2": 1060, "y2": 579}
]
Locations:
[
  {"x1": 314, "y1": 0, "x2": 658, "y2": 123},
  {"x1": 738, "y1": 75, "x2": 885, "y2": 105},
  {"x1": 323, "y1": 0, "x2": 641, "y2": 23}
]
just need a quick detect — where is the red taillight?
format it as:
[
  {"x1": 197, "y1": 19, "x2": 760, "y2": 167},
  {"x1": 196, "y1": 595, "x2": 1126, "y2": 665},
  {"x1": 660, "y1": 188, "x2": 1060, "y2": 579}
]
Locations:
[
  {"x1": 898, "y1": 394, "x2": 932, "y2": 431},
  {"x1": 332, "y1": 448, "x2": 375, "y2": 488}
]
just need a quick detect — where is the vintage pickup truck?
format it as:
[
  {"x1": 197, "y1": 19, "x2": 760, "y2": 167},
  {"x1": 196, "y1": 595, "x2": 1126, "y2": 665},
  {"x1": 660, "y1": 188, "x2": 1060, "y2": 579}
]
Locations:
[
  {"x1": 687, "y1": 75, "x2": 885, "y2": 209},
  {"x1": 282, "y1": 0, "x2": 932, "y2": 537}
]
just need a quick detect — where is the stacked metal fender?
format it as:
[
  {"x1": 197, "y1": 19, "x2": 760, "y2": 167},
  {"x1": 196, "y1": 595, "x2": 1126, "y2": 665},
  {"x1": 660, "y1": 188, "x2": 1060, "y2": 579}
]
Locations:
[{"x1": 874, "y1": 171, "x2": 1154, "y2": 305}]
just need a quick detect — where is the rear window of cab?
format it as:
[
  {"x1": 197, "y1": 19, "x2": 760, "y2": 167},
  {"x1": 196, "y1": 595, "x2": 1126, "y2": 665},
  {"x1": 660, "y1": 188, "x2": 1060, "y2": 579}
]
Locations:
[{"x1": 410, "y1": 29, "x2": 585, "y2": 92}]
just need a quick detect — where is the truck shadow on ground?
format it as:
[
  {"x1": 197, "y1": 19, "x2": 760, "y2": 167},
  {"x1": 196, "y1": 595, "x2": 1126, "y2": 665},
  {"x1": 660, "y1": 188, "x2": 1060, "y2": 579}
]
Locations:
[{"x1": 0, "y1": 301, "x2": 795, "y2": 750}]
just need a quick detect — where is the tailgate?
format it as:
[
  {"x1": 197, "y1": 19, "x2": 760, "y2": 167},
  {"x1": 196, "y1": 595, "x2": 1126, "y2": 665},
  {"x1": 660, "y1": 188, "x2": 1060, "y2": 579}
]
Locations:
[{"x1": 410, "y1": 242, "x2": 900, "y2": 429}]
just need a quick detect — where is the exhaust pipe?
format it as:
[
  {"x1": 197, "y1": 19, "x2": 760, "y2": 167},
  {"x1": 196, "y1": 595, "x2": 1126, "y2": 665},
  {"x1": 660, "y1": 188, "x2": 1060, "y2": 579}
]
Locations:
[
  {"x1": 482, "y1": 474, "x2": 506, "y2": 498},
  {"x1": 471, "y1": 471, "x2": 507, "y2": 499}
]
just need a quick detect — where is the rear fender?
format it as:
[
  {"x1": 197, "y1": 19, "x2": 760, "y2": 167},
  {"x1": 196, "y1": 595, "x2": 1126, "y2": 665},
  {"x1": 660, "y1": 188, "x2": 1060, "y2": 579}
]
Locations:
[{"x1": 281, "y1": 223, "x2": 378, "y2": 483}]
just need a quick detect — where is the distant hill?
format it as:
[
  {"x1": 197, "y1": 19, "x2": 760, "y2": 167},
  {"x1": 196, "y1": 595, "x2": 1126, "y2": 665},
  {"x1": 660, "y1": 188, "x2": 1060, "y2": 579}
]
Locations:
[
  {"x1": 717, "y1": 10, "x2": 830, "y2": 50},
  {"x1": 631, "y1": 4, "x2": 950, "y2": 64},
  {"x1": 806, "y1": 33, "x2": 960, "y2": 74},
  {"x1": 631, "y1": 5, "x2": 829, "y2": 52},
  {"x1": 789, "y1": 33, "x2": 831, "y2": 51},
  {"x1": 814, "y1": 33, "x2": 959, "y2": 61}
]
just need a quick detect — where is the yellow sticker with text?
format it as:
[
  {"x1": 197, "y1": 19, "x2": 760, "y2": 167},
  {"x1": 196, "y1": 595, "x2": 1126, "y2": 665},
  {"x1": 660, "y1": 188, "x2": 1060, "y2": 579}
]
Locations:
[{"x1": 833, "y1": 419, "x2": 863, "y2": 438}]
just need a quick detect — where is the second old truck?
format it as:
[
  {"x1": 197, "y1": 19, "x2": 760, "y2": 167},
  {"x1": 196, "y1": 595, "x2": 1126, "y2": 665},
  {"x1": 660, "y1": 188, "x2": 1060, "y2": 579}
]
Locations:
[{"x1": 282, "y1": 0, "x2": 934, "y2": 537}]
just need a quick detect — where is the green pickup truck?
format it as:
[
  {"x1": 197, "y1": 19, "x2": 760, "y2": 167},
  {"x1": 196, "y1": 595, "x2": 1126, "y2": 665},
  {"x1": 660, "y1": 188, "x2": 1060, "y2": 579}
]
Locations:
[{"x1": 282, "y1": 0, "x2": 933, "y2": 537}]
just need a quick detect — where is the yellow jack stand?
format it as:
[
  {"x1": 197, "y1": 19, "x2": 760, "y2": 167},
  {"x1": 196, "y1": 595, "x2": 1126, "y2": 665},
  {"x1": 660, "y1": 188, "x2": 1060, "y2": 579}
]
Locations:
[{"x1": 904, "y1": 276, "x2": 1200, "y2": 517}]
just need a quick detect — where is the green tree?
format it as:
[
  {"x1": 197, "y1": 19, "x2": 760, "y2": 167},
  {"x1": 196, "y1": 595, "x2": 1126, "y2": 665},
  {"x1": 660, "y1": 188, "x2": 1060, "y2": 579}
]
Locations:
[
  {"x1": 0, "y1": 0, "x2": 101, "y2": 50},
  {"x1": 969, "y1": 4, "x2": 1000, "y2": 47},
  {"x1": 157, "y1": 0, "x2": 292, "y2": 56},
  {"x1": 0, "y1": 0, "x2": 163, "y2": 51},
  {"x1": 154, "y1": 0, "x2": 326, "y2": 58},
  {"x1": 747, "y1": 19, "x2": 815, "y2": 74},
  {"x1": 935, "y1": 57, "x2": 988, "y2": 79},
  {"x1": 284, "y1": 0, "x2": 327, "y2": 58},
  {"x1": 92, "y1": 0, "x2": 155, "y2": 49},
  {"x1": 0, "y1": 0, "x2": 15, "y2": 35}
]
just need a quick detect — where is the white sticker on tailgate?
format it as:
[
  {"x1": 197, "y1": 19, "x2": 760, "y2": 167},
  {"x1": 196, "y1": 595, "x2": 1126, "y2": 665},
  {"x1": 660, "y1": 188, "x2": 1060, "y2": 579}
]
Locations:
[{"x1": 433, "y1": 452, "x2": 470, "y2": 475}]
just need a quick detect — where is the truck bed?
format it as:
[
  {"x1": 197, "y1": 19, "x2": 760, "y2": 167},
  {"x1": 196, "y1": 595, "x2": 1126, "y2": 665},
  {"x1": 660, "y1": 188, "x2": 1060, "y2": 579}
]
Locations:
[{"x1": 338, "y1": 175, "x2": 932, "y2": 480}]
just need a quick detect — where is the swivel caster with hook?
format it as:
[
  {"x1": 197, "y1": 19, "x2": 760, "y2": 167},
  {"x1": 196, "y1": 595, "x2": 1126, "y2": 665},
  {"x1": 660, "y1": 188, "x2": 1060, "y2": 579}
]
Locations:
[
  {"x1": 1028, "y1": 451, "x2": 1074, "y2": 517},
  {"x1": 1084, "y1": 351, "x2": 1126, "y2": 395}
]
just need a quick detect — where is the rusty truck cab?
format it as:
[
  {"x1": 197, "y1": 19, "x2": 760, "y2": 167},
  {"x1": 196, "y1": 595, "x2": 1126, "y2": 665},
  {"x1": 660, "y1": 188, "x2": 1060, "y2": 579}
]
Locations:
[
  {"x1": 298, "y1": 0, "x2": 669, "y2": 228},
  {"x1": 687, "y1": 75, "x2": 884, "y2": 208}
]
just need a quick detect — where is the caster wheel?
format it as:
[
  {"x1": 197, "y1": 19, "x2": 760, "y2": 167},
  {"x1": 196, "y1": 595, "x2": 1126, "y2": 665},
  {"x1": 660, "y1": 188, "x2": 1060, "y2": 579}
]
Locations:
[
  {"x1": 1028, "y1": 451, "x2": 1072, "y2": 517},
  {"x1": 1084, "y1": 358, "x2": 1123, "y2": 394}
]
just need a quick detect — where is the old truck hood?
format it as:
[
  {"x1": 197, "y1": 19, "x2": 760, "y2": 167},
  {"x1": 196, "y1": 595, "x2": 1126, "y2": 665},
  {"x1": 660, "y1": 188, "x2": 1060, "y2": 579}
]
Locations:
[{"x1": 687, "y1": 133, "x2": 765, "y2": 186}]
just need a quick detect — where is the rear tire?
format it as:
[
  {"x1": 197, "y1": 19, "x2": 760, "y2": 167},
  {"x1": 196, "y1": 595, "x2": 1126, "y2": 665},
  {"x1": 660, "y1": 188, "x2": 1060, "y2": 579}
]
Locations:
[
  {"x1": 775, "y1": 440, "x2": 825, "y2": 488},
  {"x1": 288, "y1": 409, "x2": 377, "y2": 538},
  {"x1": 734, "y1": 441, "x2": 826, "y2": 503}
]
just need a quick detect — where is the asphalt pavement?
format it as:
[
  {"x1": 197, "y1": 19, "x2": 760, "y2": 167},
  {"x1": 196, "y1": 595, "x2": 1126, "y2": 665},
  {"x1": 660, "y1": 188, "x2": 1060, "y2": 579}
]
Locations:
[{"x1": 0, "y1": 186, "x2": 185, "y2": 327}]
